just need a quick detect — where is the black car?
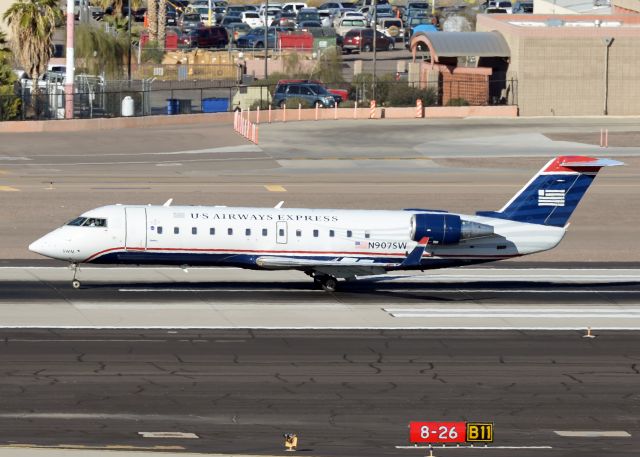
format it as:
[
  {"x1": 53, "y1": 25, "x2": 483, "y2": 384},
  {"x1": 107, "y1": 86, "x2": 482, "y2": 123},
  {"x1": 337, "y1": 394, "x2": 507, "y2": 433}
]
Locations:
[{"x1": 193, "y1": 26, "x2": 229, "y2": 48}]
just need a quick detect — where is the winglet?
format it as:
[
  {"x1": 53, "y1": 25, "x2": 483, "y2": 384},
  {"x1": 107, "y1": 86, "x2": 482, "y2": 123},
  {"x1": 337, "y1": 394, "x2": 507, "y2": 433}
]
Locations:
[
  {"x1": 400, "y1": 237, "x2": 429, "y2": 267},
  {"x1": 163, "y1": 198, "x2": 173, "y2": 207}
]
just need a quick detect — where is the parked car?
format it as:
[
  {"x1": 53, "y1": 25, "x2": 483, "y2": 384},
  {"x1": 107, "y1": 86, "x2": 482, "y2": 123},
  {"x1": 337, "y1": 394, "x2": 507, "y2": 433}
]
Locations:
[
  {"x1": 235, "y1": 26, "x2": 278, "y2": 48},
  {"x1": 273, "y1": 81, "x2": 341, "y2": 108},
  {"x1": 402, "y1": 1, "x2": 428, "y2": 22},
  {"x1": 241, "y1": 11, "x2": 264, "y2": 28},
  {"x1": 513, "y1": 0, "x2": 533, "y2": 12},
  {"x1": 196, "y1": 26, "x2": 229, "y2": 47},
  {"x1": 343, "y1": 27, "x2": 393, "y2": 52},
  {"x1": 179, "y1": 12, "x2": 203, "y2": 31},
  {"x1": 335, "y1": 18, "x2": 367, "y2": 36},
  {"x1": 297, "y1": 20, "x2": 323, "y2": 30},
  {"x1": 226, "y1": 22, "x2": 252, "y2": 43},
  {"x1": 165, "y1": 6, "x2": 177, "y2": 25},
  {"x1": 377, "y1": 17, "x2": 404, "y2": 42},
  {"x1": 282, "y1": 2, "x2": 308, "y2": 13},
  {"x1": 296, "y1": 7, "x2": 320, "y2": 22},
  {"x1": 220, "y1": 15, "x2": 242, "y2": 27},
  {"x1": 271, "y1": 10, "x2": 297, "y2": 27},
  {"x1": 318, "y1": 1, "x2": 344, "y2": 15}
]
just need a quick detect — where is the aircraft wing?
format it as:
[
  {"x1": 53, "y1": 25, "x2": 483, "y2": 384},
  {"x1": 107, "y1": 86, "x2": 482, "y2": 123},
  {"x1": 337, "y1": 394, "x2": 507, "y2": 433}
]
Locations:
[
  {"x1": 255, "y1": 238, "x2": 430, "y2": 279},
  {"x1": 256, "y1": 256, "x2": 389, "y2": 277}
]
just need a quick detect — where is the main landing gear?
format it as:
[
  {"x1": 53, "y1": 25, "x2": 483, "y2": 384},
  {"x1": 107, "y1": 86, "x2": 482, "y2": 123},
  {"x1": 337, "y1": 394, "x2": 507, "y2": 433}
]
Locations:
[
  {"x1": 313, "y1": 274, "x2": 339, "y2": 292},
  {"x1": 70, "y1": 263, "x2": 81, "y2": 289}
]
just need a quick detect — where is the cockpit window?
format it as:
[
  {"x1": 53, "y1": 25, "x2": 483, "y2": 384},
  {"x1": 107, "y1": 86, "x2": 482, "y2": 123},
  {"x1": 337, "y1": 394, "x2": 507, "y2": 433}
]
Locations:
[
  {"x1": 67, "y1": 217, "x2": 87, "y2": 226},
  {"x1": 66, "y1": 217, "x2": 107, "y2": 227},
  {"x1": 83, "y1": 218, "x2": 107, "y2": 227}
]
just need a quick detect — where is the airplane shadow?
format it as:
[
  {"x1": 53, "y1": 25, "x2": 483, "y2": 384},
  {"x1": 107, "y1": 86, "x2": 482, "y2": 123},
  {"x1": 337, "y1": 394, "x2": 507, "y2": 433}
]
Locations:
[{"x1": 83, "y1": 280, "x2": 640, "y2": 304}]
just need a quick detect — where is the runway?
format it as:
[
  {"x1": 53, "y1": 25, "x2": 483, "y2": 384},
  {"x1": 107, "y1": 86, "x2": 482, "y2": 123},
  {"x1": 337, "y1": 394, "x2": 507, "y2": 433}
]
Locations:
[
  {"x1": 1, "y1": 267, "x2": 639, "y2": 329},
  {"x1": 0, "y1": 329, "x2": 638, "y2": 457}
]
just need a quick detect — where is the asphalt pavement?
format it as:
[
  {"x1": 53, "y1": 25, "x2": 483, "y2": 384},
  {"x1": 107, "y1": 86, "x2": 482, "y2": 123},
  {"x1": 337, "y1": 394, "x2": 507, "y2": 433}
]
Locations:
[
  {"x1": 0, "y1": 329, "x2": 638, "y2": 457},
  {"x1": 1, "y1": 267, "x2": 639, "y2": 329}
]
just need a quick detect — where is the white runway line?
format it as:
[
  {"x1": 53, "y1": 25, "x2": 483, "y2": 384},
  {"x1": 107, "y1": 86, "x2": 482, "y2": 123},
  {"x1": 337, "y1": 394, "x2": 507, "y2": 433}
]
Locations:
[
  {"x1": 385, "y1": 307, "x2": 640, "y2": 319},
  {"x1": 395, "y1": 445, "x2": 553, "y2": 450},
  {"x1": 554, "y1": 431, "x2": 631, "y2": 438},
  {"x1": 138, "y1": 432, "x2": 199, "y2": 439}
]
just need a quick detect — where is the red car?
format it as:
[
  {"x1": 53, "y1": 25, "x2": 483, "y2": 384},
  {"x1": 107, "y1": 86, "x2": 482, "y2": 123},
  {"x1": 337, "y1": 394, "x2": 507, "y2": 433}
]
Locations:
[{"x1": 343, "y1": 27, "x2": 394, "y2": 53}]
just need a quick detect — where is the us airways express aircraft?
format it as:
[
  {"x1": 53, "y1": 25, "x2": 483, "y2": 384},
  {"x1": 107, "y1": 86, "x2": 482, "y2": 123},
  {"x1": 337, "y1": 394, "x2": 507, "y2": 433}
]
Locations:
[{"x1": 29, "y1": 156, "x2": 622, "y2": 291}]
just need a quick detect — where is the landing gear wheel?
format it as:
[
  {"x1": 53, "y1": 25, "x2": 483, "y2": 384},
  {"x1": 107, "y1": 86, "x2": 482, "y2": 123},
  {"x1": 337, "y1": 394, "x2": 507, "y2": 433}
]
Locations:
[
  {"x1": 72, "y1": 279, "x2": 81, "y2": 289},
  {"x1": 315, "y1": 275, "x2": 338, "y2": 292},
  {"x1": 70, "y1": 262, "x2": 81, "y2": 289}
]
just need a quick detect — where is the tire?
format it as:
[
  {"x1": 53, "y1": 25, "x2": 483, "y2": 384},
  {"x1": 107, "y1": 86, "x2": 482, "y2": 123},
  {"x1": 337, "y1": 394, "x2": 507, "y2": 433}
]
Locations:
[
  {"x1": 388, "y1": 41, "x2": 395, "y2": 50},
  {"x1": 72, "y1": 280, "x2": 81, "y2": 289},
  {"x1": 363, "y1": 43, "x2": 372, "y2": 52},
  {"x1": 278, "y1": 100, "x2": 286, "y2": 109},
  {"x1": 314, "y1": 101, "x2": 322, "y2": 108},
  {"x1": 322, "y1": 276, "x2": 338, "y2": 293}
]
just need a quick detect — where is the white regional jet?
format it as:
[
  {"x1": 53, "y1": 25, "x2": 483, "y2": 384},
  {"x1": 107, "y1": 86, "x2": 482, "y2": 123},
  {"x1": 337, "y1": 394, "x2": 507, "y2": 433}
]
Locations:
[{"x1": 29, "y1": 155, "x2": 622, "y2": 291}]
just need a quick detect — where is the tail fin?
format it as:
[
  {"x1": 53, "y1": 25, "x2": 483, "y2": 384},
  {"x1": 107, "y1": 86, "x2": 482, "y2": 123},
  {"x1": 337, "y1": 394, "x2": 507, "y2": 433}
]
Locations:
[{"x1": 477, "y1": 156, "x2": 623, "y2": 227}]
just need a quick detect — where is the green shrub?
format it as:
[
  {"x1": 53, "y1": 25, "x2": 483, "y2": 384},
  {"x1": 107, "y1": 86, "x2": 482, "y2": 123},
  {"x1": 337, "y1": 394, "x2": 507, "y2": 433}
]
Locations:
[
  {"x1": 446, "y1": 97, "x2": 470, "y2": 106},
  {"x1": 385, "y1": 84, "x2": 437, "y2": 107},
  {"x1": 250, "y1": 99, "x2": 271, "y2": 110},
  {"x1": 141, "y1": 40, "x2": 164, "y2": 64}
]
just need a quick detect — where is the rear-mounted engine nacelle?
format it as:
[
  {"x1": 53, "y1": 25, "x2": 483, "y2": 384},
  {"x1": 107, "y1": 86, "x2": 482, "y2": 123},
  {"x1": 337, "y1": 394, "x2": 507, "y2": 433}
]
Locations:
[{"x1": 410, "y1": 214, "x2": 494, "y2": 245}]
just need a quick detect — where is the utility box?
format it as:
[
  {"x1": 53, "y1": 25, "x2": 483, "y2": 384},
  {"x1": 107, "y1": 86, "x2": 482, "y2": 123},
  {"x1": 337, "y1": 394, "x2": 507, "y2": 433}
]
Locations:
[
  {"x1": 121, "y1": 96, "x2": 134, "y2": 117},
  {"x1": 202, "y1": 97, "x2": 229, "y2": 113}
]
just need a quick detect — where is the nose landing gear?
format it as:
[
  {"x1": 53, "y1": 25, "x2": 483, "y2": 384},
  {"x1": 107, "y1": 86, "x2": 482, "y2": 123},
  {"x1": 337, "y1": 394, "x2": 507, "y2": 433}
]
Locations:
[{"x1": 70, "y1": 263, "x2": 81, "y2": 289}]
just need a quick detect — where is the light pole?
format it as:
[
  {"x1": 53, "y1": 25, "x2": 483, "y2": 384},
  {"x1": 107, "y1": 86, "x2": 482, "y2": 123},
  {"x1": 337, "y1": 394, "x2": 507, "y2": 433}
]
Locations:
[
  {"x1": 127, "y1": 0, "x2": 132, "y2": 81},
  {"x1": 372, "y1": 0, "x2": 377, "y2": 101},
  {"x1": 264, "y1": 0, "x2": 269, "y2": 80},
  {"x1": 64, "y1": 0, "x2": 75, "y2": 119},
  {"x1": 602, "y1": 36, "x2": 613, "y2": 116}
]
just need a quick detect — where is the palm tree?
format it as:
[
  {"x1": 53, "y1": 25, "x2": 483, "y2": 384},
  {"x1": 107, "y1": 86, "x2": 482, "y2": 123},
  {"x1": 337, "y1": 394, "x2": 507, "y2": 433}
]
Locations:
[
  {"x1": 157, "y1": 0, "x2": 166, "y2": 47},
  {"x1": 75, "y1": 24, "x2": 127, "y2": 79},
  {"x1": 148, "y1": 0, "x2": 158, "y2": 41},
  {"x1": 3, "y1": 0, "x2": 62, "y2": 83}
]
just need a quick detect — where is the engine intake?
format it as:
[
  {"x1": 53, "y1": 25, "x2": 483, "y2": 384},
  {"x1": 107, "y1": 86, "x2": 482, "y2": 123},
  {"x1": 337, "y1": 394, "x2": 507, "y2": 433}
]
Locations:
[{"x1": 410, "y1": 214, "x2": 494, "y2": 245}]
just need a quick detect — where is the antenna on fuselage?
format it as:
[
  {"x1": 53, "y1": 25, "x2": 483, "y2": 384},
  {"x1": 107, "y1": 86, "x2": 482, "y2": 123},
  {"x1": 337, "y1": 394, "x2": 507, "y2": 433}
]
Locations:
[
  {"x1": 274, "y1": 201, "x2": 284, "y2": 209},
  {"x1": 163, "y1": 198, "x2": 173, "y2": 207}
]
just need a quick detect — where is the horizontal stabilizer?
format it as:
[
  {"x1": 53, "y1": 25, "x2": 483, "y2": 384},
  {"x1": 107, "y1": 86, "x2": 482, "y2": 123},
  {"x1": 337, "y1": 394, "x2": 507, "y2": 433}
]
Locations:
[{"x1": 400, "y1": 237, "x2": 429, "y2": 267}]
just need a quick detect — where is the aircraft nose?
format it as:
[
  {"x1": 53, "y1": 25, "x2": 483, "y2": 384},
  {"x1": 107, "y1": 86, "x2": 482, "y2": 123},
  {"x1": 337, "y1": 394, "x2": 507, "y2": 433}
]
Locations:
[{"x1": 29, "y1": 235, "x2": 58, "y2": 258}]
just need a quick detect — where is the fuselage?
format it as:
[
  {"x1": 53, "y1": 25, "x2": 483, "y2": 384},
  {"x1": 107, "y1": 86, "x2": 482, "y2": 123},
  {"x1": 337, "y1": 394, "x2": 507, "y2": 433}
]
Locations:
[{"x1": 29, "y1": 204, "x2": 566, "y2": 270}]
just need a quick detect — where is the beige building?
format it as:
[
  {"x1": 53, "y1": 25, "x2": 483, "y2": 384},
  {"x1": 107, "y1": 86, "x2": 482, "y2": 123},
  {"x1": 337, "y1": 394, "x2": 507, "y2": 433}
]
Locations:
[
  {"x1": 612, "y1": 0, "x2": 640, "y2": 13},
  {"x1": 477, "y1": 14, "x2": 640, "y2": 116}
]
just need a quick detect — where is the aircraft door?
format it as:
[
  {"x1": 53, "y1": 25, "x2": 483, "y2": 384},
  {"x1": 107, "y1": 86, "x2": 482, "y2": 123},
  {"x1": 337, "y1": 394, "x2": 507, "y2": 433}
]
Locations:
[
  {"x1": 125, "y1": 207, "x2": 147, "y2": 250},
  {"x1": 276, "y1": 221, "x2": 287, "y2": 244}
]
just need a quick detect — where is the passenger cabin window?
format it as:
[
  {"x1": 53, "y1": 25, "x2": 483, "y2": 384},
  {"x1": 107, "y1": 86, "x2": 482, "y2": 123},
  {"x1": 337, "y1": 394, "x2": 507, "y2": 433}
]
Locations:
[
  {"x1": 174, "y1": 227, "x2": 179, "y2": 234},
  {"x1": 157, "y1": 226, "x2": 163, "y2": 234},
  {"x1": 296, "y1": 229, "x2": 302, "y2": 237},
  {"x1": 313, "y1": 229, "x2": 319, "y2": 237},
  {"x1": 329, "y1": 230, "x2": 335, "y2": 237},
  {"x1": 365, "y1": 232, "x2": 370, "y2": 239},
  {"x1": 245, "y1": 228, "x2": 251, "y2": 236},
  {"x1": 347, "y1": 230, "x2": 352, "y2": 238},
  {"x1": 262, "y1": 228, "x2": 268, "y2": 236},
  {"x1": 210, "y1": 227, "x2": 215, "y2": 235},
  {"x1": 192, "y1": 227, "x2": 197, "y2": 235},
  {"x1": 228, "y1": 228, "x2": 233, "y2": 235},
  {"x1": 279, "y1": 228, "x2": 285, "y2": 237}
]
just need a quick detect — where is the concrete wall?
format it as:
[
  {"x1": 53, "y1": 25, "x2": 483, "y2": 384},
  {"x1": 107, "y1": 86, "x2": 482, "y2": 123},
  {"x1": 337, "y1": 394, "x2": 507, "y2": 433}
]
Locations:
[{"x1": 478, "y1": 14, "x2": 640, "y2": 116}]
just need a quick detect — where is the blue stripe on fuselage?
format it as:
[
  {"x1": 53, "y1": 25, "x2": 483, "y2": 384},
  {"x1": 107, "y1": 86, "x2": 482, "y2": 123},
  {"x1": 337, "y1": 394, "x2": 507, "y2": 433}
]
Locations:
[{"x1": 89, "y1": 251, "x2": 494, "y2": 270}]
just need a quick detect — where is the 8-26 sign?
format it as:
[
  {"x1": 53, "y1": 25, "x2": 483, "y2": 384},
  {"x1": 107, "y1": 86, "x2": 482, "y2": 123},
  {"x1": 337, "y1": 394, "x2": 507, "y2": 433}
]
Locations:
[{"x1": 409, "y1": 422, "x2": 466, "y2": 444}]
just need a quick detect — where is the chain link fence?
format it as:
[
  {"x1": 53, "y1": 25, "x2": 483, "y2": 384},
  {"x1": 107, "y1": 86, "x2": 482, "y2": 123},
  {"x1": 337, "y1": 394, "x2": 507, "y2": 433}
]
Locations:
[{"x1": 1, "y1": 77, "x2": 517, "y2": 121}]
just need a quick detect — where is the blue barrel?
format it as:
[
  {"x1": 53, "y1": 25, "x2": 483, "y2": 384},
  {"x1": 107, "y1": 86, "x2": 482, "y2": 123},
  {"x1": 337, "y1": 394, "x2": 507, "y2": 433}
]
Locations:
[
  {"x1": 202, "y1": 98, "x2": 229, "y2": 113},
  {"x1": 167, "y1": 98, "x2": 179, "y2": 115}
]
